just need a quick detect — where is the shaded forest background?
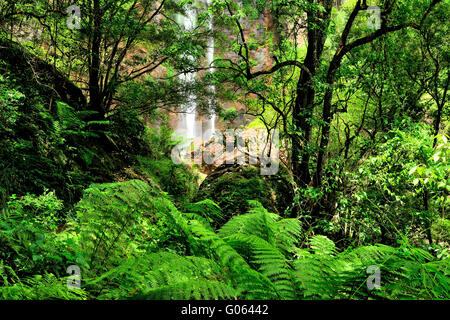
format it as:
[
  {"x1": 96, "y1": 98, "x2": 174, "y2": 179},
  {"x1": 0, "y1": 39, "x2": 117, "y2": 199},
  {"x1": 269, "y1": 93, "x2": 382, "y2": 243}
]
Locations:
[{"x1": 0, "y1": 0, "x2": 448, "y2": 299}]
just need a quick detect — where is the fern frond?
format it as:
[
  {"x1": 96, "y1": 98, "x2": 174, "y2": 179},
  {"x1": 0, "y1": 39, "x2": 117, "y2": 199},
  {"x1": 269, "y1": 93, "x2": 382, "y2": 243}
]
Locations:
[
  {"x1": 309, "y1": 235, "x2": 338, "y2": 256},
  {"x1": 274, "y1": 218, "x2": 302, "y2": 255},
  {"x1": 218, "y1": 202, "x2": 278, "y2": 244},
  {"x1": 91, "y1": 251, "x2": 231, "y2": 299},
  {"x1": 137, "y1": 279, "x2": 236, "y2": 300},
  {"x1": 224, "y1": 234, "x2": 296, "y2": 299},
  {"x1": 184, "y1": 199, "x2": 224, "y2": 227},
  {"x1": 294, "y1": 237, "x2": 450, "y2": 300},
  {"x1": 76, "y1": 180, "x2": 201, "y2": 269},
  {"x1": 189, "y1": 220, "x2": 278, "y2": 299}
]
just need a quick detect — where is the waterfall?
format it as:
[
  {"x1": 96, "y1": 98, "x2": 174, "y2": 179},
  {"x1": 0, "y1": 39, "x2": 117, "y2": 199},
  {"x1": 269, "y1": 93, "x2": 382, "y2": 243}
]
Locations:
[
  {"x1": 177, "y1": 1, "x2": 216, "y2": 143},
  {"x1": 205, "y1": 0, "x2": 216, "y2": 141},
  {"x1": 178, "y1": 5, "x2": 198, "y2": 141}
]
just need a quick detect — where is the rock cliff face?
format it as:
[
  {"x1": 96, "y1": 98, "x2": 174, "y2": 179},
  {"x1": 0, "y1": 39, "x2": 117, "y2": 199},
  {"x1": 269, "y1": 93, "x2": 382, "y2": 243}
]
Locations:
[
  {"x1": 158, "y1": 3, "x2": 277, "y2": 140},
  {"x1": 162, "y1": 0, "x2": 346, "y2": 138}
]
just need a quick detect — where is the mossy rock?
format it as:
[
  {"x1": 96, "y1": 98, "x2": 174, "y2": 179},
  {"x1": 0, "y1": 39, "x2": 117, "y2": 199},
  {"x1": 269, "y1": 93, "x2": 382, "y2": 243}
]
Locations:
[
  {"x1": 431, "y1": 218, "x2": 450, "y2": 244},
  {"x1": 136, "y1": 156, "x2": 198, "y2": 203},
  {"x1": 195, "y1": 164, "x2": 294, "y2": 223}
]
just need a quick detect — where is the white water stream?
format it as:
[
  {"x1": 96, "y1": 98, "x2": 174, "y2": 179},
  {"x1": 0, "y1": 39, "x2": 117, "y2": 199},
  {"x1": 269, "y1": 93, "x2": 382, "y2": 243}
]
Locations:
[
  {"x1": 205, "y1": 0, "x2": 216, "y2": 141},
  {"x1": 178, "y1": 5, "x2": 198, "y2": 141},
  {"x1": 177, "y1": 1, "x2": 216, "y2": 142}
]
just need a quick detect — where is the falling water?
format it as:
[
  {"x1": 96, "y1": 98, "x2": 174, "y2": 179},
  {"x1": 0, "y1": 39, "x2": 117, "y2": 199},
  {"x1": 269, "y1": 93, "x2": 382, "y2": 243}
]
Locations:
[
  {"x1": 205, "y1": 0, "x2": 216, "y2": 141},
  {"x1": 177, "y1": 1, "x2": 216, "y2": 143},
  {"x1": 178, "y1": 5, "x2": 198, "y2": 141}
]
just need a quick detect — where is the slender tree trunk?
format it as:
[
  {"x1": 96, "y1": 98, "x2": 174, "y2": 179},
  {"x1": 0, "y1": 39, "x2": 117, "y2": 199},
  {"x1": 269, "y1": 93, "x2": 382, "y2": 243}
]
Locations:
[
  {"x1": 432, "y1": 73, "x2": 449, "y2": 147},
  {"x1": 315, "y1": 57, "x2": 340, "y2": 187},
  {"x1": 88, "y1": 0, "x2": 104, "y2": 119},
  {"x1": 291, "y1": 0, "x2": 333, "y2": 189}
]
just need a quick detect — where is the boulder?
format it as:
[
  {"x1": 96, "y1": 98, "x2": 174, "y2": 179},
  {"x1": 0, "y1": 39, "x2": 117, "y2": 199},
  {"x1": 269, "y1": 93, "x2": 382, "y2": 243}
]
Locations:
[{"x1": 195, "y1": 164, "x2": 294, "y2": 223}]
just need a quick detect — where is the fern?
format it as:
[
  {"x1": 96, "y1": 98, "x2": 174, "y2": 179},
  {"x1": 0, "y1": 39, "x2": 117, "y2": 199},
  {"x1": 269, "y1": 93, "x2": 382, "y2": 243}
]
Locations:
[
  {"x1": 184, "y1": 199, "x2": 224, "y2": 227},
  {"x1": 76, "y1": 180, "x2": 156, "y2": 269},
  {"x1": 55, "y1": 101, "x2": 108, "y2": 138},
  {"x1": 137, "y1": 279, "x2": 236, "y2": 300},
  {"x1": 189, "y1": 220, "x2": 278, "y2": 299},
  {"x1": 90, "y1": 251, "x2": 235, "y2": 300},
  {"x1": 0, "y1": 273, "x2": 89, "y2": 300},
  {"x1": 61, "y1": 183, "x2": 450, "y2": 300},
  {"x1": 218, "y1": 201, "x2": 301, "y2": 251},
  {"x1": 76, "y1": 180, "x2": 201, "y2": 270},
  {"x1": 293, "y1": 236, "x2": 450, "y2": 300},
  {"x1": 309, "y1": 235, "x2": 338, "y2": 256},
  {"x1": 274, "y1": 218, "x2": 303, "y2": 255},
  {"x1": 209, "y1": 202, "x2": 302, "y2": 299},
  {"x1": 224, "y1": 234, "x2": 297, "y2": 299}
]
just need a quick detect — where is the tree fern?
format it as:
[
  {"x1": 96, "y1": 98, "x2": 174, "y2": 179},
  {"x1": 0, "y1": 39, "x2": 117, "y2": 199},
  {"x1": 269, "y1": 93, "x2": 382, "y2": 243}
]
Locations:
[
  {"x1": 136, "y1": 279, "x2": 236, "y2": 300},
  {"x1": 89, "y1": 251, "x2": 235, "y2": 300},
  {"x1": 224, "y1": 234, "x2": 297, "y2": 299},
  {"x1": 76, "y1": 180, "x2": 157, "y2": 269},
  {"x1": 218, "y1": 201, "x2": 302, "y2": 251},
  {"x1": 309, "y1": 235, "x2": 338, "y2": 256},
  {"x1": 184, "y1": 199, "x2": 224, "y2": 228},
  {"x1": 189, "y1": 220, "x2": 278, "y2": 299},
  {"x1": 76, "y1": 180, "x2": 200, "y2": 270},
  {"x1": 294, "y1": 236, "x2": 450, "y2": 299},
  {"x1": 218, "y1": 200, "x2": 278, "y2": 242}
]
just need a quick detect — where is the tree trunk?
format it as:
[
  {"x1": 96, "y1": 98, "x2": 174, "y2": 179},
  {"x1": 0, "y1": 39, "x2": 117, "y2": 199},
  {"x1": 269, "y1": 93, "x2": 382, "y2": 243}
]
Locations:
[
  {"x1": 291, "y1": 0, "x2": 333, "y2": 189},
  {"x1": 88, "y1": 0, "x2": 104, "y2": 120}
]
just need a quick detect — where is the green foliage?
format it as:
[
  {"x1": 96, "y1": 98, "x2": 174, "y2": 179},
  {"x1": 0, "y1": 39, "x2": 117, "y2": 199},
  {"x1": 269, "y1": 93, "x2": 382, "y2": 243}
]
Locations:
[
  {"x1": 6, "y1": 191, "x2": 63, "y2": 231},
  {"x1": 409, "y1": 134, "x2": 450, "y2": 213},
  {"x1": 0, "y1": 48, "x2": 97, "y2": 205},
  {"x1": 90, "y1": 252, "x2": 235, "y2": 300},
  {"x1": 184, "y1": 199, "x2": 225, "y2": 228},
  {"x1": 219, "y1": 201, "x2": 302, "y2": 254},
  {"x1": 0, "y1": 193, "x2": 79, "y2": 281},
  {"x1": 219, "y1": 107, "x2": 239, "y2": 124},
  {"x1": 143, "y1": 126, "x2": 181, "y2": 159},
  {"x1": 76, "y1": 180, "x2": 176, "y2": 270},
  {"x1": 1, "y1": 178, "x2": 449, "y2": 300},
  {"x1": 189, "y1": 219, "x2": 279, "y2": 299},
  {"x1": 0, "y1": 0, "x2": 449, "y2": 303},
  {"x1": 133, "y1": 126, "x2": 199, "y2": 203},
  {"x1": 216, "y1": 202, "x2": 301, "y2": 299},
  {"x1": 328, "y1": 123, "x2": 449, "y2": 246},
  {"x1": 309, "y1": 235, "x2": 337, "y2": 256},
  {"x1": 137, "y1": 156, "x2": 198, "y2": 203},
  {"x1": 0, "y1": 73, "x2": 23, "y2": 134},
  {"x1": 0, "y1": 271, "x2": 89, "y2": 300},
  {"x1": 431, "y1": 219, "x2": 450, "y2": 245},
  {"x1": 107, "y1": 106, "x2": 147, "y2": 154},
  {"x1": 294, "y1": 236, "x2": 450, "y2": 300}
]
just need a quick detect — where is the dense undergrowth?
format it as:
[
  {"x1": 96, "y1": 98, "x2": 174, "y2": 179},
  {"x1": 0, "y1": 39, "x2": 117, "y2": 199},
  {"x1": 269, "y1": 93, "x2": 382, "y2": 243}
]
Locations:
[
  {"x1": 1, "y1": 176, "x2": 449, "y2": 300},
  {"x1": 1, "y1": 64, "x2": 449, "y2": 298}
]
